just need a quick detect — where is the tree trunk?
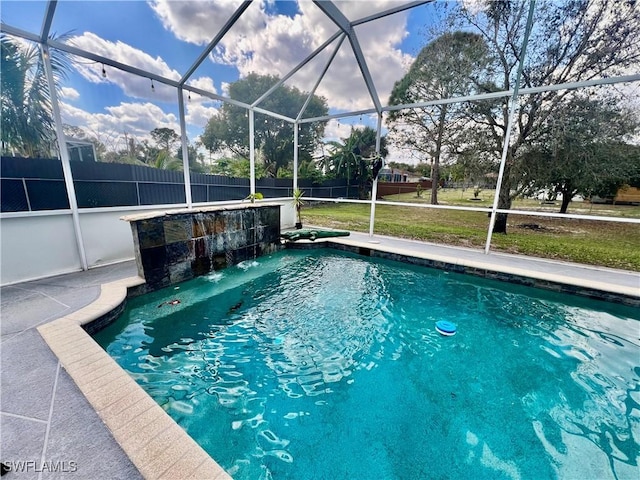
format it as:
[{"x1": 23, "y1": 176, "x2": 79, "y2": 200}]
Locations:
[
  {"x1": 492, "y1": 160, "x2": 513, "y2": 234},
  {"x1": 559, "y1": 194, "x2": 571, "y2": 214},
  {"x1": 493, "y1": 211, "x2": 509, "y2": 234}
]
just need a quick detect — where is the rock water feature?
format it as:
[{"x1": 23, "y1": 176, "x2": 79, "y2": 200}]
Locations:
[{"x1": 122, "y1": 204, "x2": 281, "y2": 290}]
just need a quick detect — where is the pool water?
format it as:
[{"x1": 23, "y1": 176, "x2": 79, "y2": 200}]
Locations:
[{"x1": 94, "y1": 249, "x2": 640, "y2": 480}]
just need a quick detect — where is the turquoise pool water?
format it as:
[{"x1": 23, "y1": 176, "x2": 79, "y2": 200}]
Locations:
[{"x1": 94, "y1": 249, "x2": 640, "y2": 480}]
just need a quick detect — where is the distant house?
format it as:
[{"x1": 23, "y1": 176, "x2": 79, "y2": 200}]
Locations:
[
  {"x1": 66, "y1": 137, "x2": 97, "y2": 162},
  {"x1": 614, "y1": 185, "x2": 640, "y2": 204},
  {"x1": 378, "y1": 167, "x2": 422, "y2": 183},
  {"x1": 591, "y1": 185, "x2": 640, "y2": 204},
  {"x1": 376, "y1": 168, "x2": 432, "y2": 198}
]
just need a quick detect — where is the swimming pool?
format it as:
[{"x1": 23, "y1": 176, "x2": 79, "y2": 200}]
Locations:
[{"x1": 94, "y1": 249, "x2": 640, "y2": 479}]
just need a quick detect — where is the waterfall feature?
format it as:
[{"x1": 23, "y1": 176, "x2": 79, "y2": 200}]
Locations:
[{"x1": 123, "y1": 204, "x2": 281, "y2": 291}]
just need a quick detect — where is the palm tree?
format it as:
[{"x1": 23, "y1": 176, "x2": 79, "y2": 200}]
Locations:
[
  {"x1": 298, "y1": 159, "x2": 324, "y2": 183},
  {"x1": 152, "y1": 150, "x2": 183, "y2": 171},
  {"x1": 322, "y1": 127, "x2": 388, "y2": 199},
  {"x1": 1, "y1": 34, "x2": 70, "y2": 157}
]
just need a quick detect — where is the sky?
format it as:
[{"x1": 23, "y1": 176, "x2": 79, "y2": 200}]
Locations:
[{"x1": 1, "y1": 0, "x2": 441, "y2": 162}]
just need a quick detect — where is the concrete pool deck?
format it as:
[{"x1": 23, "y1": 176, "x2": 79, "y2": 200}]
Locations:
[{"x1": 1, "y1": 232, "x2": 638, "y2": 479}]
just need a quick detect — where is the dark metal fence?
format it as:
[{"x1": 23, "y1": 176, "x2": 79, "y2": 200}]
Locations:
[{"x1": 1, "y1": 157, "x2": 359, "y2": 212}]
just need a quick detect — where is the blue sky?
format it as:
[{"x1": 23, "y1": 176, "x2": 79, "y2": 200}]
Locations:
[{"x1": 1, "y1": 1, "x2": 438, "y2": 157}]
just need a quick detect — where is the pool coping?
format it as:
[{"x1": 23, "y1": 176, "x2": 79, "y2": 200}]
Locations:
[
  {"x1": 37, "y1": 276, "x2": 232, "y2": 480},
  {"x1": 36, "y1": 236, "x2": 639, "y2": 479},
  {"x1": 317, "y1": 235, "x2": 640, "y2": 306}
]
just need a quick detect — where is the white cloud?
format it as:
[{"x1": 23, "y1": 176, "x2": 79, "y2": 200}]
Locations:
[
  {"x1": 182, "y1": 77, "x2": 220, "y2": 128},
  {"x1": 60, "y1": 86, "x2": 80, "y2": 100},
  {"x1": 149, "y1": 0, "x2": 246, "y2": 46},
  {"x1": 69, "y1": 32, "x2": 181, "y2": 103},
  {"x1": 150, "y1": 0, "x2": 415, "y2": 111},
  {"x1": 69, "y1": 31, "x2": 223, "y2": 128},
  {"x1": 322, "y1": 118, "x2": 368, "y2": 142},
  {"x1": 60, "y1": 101, "x2": 180, "y2": 151},
  {"x1": 186, "y1": 101, "x2": 219, "y2": 129},
  {"x1": 187, "y1": 76, "x2": 218, "y2": 95},
  {"x1": 106, "y1": 102, "x2": 178, "y2": 132}
]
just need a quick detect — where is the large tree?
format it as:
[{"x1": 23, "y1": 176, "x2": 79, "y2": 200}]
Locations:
[
  {"x1": 1, "y1": 34, "x2": 70, "y2": 157},
  {"x1": 200, "y1": 73, "x2": 328, "y2": 177},
  {"x1": 519, "y1": 94, "x2": 639, "y2": 213},
  {"x1": 150, "y1": 127, "x2": 180, "y2": 154},
  {"x1": 449, "y1": 0, "x2": 640, "y2": 233},
  {"x1": 387, "y1": 31, "x2": 491, "y2": 205}
]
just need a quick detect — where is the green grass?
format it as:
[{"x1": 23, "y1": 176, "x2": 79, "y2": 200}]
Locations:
[
  {"x1": 386, "y1": 188, "x2": 640, "y2": 218},
  {"x1": 302, "y1": 201, "x2": 640, "y2": 271}
]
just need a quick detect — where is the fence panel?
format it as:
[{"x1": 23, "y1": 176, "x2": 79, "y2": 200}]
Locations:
[
  {"x1": 74, "y1": 181, "x2": 139, "y2": 208},
  {"x1": 1, "y1": 179, "x2": 29, "y2": 212},
  {"x1": 1, "y1": 156, "x2": 64, "y2": 179},
  {"x1": 207, "y1": 185, "x2": 249, "y2": 201},
  {"x1": 138, "y1": 183, "x2": 186, "y2": 205},
  {"x1": 1, "y1": 156, "x2": 363, "y2": 212},
  {"x1": 26, "y1": 179, "x2": 70, "y2": 210},
  {"x1": 71, "y1": 161, "x2": 134, "y2": 181},
  {"x1": 191, "y1": 184, "x2": 208, "y2": 203}
]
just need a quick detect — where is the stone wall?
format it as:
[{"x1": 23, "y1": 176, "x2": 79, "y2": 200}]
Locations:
[{"x1": 123, "y1": 204, "x2": 281, "y2": 290}]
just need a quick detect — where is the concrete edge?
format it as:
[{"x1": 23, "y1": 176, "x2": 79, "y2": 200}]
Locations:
[
  {"x1": 36, "y1": 275, "x2": 232, "y2": 480},
  {"x1": 288, "y1": 236, "x2": 640, "y2": 304},
  {"x1": 120, "y1": 202, "x2": 284, "y2": 222}
]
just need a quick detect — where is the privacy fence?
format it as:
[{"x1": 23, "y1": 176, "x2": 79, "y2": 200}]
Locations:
[{"x1": 1, "y1": 157, "x2": 359, "y2": 212}]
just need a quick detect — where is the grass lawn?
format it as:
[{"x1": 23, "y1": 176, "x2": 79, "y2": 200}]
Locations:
[
  {"x1": 302, "y1": 196, "x2": 640, "y2": 272},
  {"x1": 384, "y1": 188, "x2": 640, "y2": 218}
]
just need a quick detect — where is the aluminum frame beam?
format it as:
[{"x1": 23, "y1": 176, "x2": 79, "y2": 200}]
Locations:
[
  {"x1": 352, "y1": 1, "x2": 433, "y2": 26},
  {"x1": 296, "y1": 34, "x2": 346, "y2": 121},
  {"x1": 485, "y1": 0, "x2": 537, "y2": 254},
  {"x1": 249, "y1": 110, "x2": 256, "y2": 195},
  {"x1": 41, "y1": 44, "x2": 88, "y2": 271},
  {"x1": 252, "y1": 31, "x2": 343, "y2": 108},
  {"x1": 368, "y1": 113, "x2": 383, "y2": 237},
  {"x1": 177, "y1": 86, "x2": 192, "y2": 209},
  {"x1": 298, "y1": 72, "x2": 640, "y2": 124},
  {"x1": 293, "y1": 124, "x2": 299, "y2": 191},
  {"x1": 1, "y1": 23, "x2": 41, "y2": 43},
  {"x1": 47, "y1": 38, "x2": 181, "y2": 87},
  {"x1": 40, "y1": 0, "x2": 57, "y2": 42},
  {"x1": 298, "y1": 108, "x2": 378, "y2": 124},
  {"x1": 174, "y1": 85, "x2": 297, "y2": 123},
  {"x1": 314, "y1": 1, "x2": 351, "y2": 32},
  {"x1": 313, "y1": 1, "x2": 382, "y2": 113}
]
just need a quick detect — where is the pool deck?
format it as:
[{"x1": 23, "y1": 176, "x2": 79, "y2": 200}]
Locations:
[
  {"x1": 1, "y1": 232, "x2": 638, "y2": 479},
  {"x1": 328, "y1": 231, "x2": 640, "y2": 301}
]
